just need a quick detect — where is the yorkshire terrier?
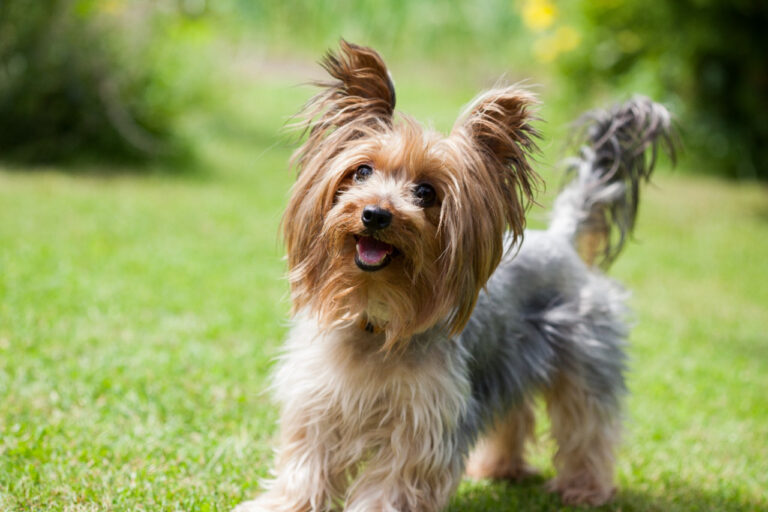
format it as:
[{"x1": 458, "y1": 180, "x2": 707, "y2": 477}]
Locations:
[{"x1": 236, "y1": 41, "x2": 674, "y2": 511}]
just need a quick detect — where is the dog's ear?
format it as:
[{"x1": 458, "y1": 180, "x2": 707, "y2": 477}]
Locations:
[
  {"x1": 293, "y1": 40, "x2": 396, "y2": 170},
  {"x1": 438, "y1": 87, "x2": 540, "y2": 335},
  {"x1": 319, "y1": 40, "x2": 396, "y2": 122},
  {"x1": 453, "y1": 87, "x2": 540, "y2": 237}
]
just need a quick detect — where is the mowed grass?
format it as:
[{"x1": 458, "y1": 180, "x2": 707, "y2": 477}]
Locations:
[{"x1": 1, "y1": 73, "x2": 767, "y2": 511}]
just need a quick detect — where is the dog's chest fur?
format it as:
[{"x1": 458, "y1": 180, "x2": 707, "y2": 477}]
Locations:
[{"x1": 274, "y1": 316, "x2": 470, "y2": 463}]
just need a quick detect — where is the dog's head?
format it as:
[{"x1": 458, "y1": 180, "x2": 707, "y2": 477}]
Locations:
[{"x1": 283, "y1": 41, "x2": 539, "y2": 351}]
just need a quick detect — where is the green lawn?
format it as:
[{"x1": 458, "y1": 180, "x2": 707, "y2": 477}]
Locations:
[{"x1": 1, "y1": 73, "x2": 767, "y2": 511}]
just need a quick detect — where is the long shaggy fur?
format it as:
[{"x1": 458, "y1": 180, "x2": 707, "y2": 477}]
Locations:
[
  {"x1": 235, "y1": 42, "x2": 675, "y2": 512},
  {"x1": 283, "y1": 41, "x2": 540, "y2": 348},
  {"x1": 550, "y1": 96, "x2": 676, "y2": 267}
]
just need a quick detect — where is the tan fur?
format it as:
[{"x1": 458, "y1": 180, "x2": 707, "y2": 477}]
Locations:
[
  {"x1": 465, "y1": 399, "x2": 539, "y2": 481},
  {"x1": 248, "y1": 316, "x2": 468, "y2": 512},
  {"x1": 575, "y1": 210, "x2": 610, "y2": 267},
  {"x1": 282, "y1": 42, "x2": 539, "y2": 350},
  {"x1": 544, "y1": 371, "x2": 620, "y2": 506},
  {"x1": 237, "y1": 42, "x2": 629, "y2": 512}
]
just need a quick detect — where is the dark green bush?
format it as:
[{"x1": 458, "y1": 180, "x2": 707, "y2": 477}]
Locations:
[
  {"x1": 0, "y1": 0, "x2": 194, "y2": 164},
  {"x1": 556, "y1": 0, "x2": 768, "y2": 180}
]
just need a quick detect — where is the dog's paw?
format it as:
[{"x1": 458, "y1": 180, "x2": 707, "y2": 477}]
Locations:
[
  {"x1": 546, "y1": 478, "x2": 616, "y2": 507},
  {"x1": 465, "y1": 450, "x2": 540, "y2": 482},
  {"x1": 466, "y1": 458, "x2": 540, "y2": 482}
]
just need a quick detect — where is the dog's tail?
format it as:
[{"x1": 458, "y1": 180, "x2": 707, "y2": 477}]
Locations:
[{"x1": 548, "y1": 96, "x2": 676, "y2": 269}]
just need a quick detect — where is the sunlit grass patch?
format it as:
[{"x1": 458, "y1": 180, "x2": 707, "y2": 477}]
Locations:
[{"x1": 1, "y1": 68, "x2": 766, "y2": 511}]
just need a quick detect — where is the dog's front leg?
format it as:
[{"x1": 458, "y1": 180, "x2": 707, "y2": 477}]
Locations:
[
  {"x1": 234, "y1": 419, "x2": 342, "y2": 512},
  {"x1": 344, "y1": 443, "x2": 463, "y2": 512}
]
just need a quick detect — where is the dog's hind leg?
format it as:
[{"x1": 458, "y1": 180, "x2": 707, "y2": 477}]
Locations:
[
  {"x1": 465, "y1": 398, "x2": 539, "y2": 481},
  {"x1": 544, "y1": 370, "x2": 622, "y2": 506}
]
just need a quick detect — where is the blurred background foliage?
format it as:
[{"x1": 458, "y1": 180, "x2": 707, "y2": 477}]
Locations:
[
  {"x1": 0, "y1": 0, "x2": 765, "y2": 178},
  {"x1": 0, "y1": 0, "x2": 212, "y2": 164},
  {"x1": 556, "y1": 0, "x2": 768, "y2": 179}
]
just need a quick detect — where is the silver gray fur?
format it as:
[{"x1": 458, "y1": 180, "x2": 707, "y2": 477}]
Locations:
[
  {"x1": 415, "y1": 96, "x2": 675, "y2": 460},
  {"x1": 551, "y1": 96, "x2": 677, "y2": 267}
]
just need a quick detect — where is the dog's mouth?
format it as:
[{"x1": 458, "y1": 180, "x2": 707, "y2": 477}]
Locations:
[{"x1": 354, "y1": 235, "x2": 397, "y2": 271}]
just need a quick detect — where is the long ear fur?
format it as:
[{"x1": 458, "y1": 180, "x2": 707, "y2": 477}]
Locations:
[
  {"x1": 283, "y1": 41, "x2": 396, "y2": 313},
  {"x1": 292, "y1": 40, "x2": 396, "y2": 171},
  {"x1": 454, "y1": 87, "x2": 540, "y2": 238},
  {"x1": 440, "y1": 87, "x2": 541, "y2": 334}
]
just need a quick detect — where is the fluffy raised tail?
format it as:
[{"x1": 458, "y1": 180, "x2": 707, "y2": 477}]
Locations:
[{"x1": 549, "y1": 96, "x2": 676, "y2": 268}]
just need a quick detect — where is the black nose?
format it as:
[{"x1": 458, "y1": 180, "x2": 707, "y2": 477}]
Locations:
[{"x1": 361, "y1": 205, "x2": 392, "y2": 230}]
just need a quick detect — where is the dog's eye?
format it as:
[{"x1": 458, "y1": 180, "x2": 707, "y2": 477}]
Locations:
[
  {"x1": 354, "y1": 164, "x2": 373, "y2": 183},
  {"x1": 414, "y1": 183, "x2": 436, "y2": 207}
]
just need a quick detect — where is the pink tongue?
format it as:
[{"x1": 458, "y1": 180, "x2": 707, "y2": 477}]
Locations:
[{"x1": 357, "y1": 236, "x2": 393, "y2": 265}]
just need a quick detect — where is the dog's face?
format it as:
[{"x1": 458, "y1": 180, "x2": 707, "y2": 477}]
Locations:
[{"x1": 283, "y1": 41, "x2": 539, "y2": 350}]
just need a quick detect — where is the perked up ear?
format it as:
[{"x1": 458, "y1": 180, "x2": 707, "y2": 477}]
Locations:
[
  {"x1": 453, "y1": 87, "x2": 540, "y2": 239},
  {"x1": 293, "y1": 40, "x2": 396, "y2": 171},
  {"x1": 438, "y1": 87, "x2": 541, "y2": 336}
]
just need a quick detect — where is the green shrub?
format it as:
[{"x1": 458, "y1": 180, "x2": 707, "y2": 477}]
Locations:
[
  {"x1": 555, "y1": 0, "x2": 768, "y2": 180},
  {"x1": 0, "y1": 0, "x2": 198, "y2": 165}
]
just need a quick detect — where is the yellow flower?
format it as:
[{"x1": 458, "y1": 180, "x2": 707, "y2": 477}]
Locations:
[
  {"x1": 521, "y1": 0, "x2": 558, "y2": 31},
  {"x1": 533, "y1": 36, "x2": 558, "y2": 62},
  {"x1": 98, "y1": 0, "x2": 123, "y2": 14},
  {"x1": 532, "y1": 25, "x2": 581, "y2": 62}
]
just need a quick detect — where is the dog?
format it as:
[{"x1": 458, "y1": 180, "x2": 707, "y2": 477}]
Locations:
[{"x1": 235, "y1": 41, "x2": 674, "y2": 511}]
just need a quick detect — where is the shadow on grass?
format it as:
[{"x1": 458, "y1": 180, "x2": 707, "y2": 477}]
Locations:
[{"x1": 449, "y1": 476, "x2": 764, "y2": 512}]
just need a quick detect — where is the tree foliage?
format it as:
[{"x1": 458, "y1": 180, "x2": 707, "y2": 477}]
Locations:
[{"x1": 557, "y1": 0, "x2": 768, "y2": 179}]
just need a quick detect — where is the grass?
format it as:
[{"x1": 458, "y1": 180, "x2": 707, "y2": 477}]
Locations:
[{"x1": 1, "y1": 62, "x2": 767, "y2": 512}]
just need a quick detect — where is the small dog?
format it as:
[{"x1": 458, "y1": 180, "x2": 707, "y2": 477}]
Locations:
[{"x1": 236, "y1": 41, "x2": 674, "y2": 511}]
